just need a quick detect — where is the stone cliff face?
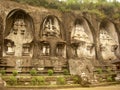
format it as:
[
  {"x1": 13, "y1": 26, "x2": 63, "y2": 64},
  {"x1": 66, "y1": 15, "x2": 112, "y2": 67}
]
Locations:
[{"x1": 0, "y1": 0, "x2": 120, "y2": 75}]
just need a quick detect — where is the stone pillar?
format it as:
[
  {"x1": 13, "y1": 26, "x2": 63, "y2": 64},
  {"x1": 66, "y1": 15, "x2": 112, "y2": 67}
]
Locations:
[{"x1": 49, "y1": 41, "x2": 57, "y2": 56}]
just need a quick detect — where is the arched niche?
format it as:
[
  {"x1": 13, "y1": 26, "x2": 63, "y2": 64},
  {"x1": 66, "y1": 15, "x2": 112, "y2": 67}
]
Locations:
[
  {"x1": 40, "y1": 15, "x2": 66, "y2": 57},
  {"x1": 100, "y1": 20, "x2": 119, "y2": 61},
  {"x1": 4, "y1": 9, "x2": 34, "y2": 57},
  {"x1": 40, "y1": 15, "x2": 61, "y2": 38},
  {"x1": 0, "y1": 16, "x2": 3, "y2": 58},
  {"x1": 71, "y1": 18, "x2": 95, "y2": 58}
]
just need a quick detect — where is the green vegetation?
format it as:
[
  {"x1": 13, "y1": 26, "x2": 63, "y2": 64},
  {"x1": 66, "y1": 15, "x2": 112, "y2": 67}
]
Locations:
[
  {"x1": 37, "y1": 76, "x2": 45, "y2": 85},
  {"x1": 30, "y1": 69, "x2": 37, "y2": 76},
  {"x1": 12, "y1": 70, "x2": 18, "y2": 76},
  {"x1": 96, "y1": 68, "x2": 103, "y2": 74},
  {"x1": 73, "y1": 75, "x2": 81, "y2": 84},
  {"x1": 11, "y1": 0, "x2": 120, "y2": 19},
  {"x1": 31, "y1": 76, "x2": 45, "y2": 85},
  {"x1": 107, "y1": 76, "x2": 113, "y2": 82},
  {"x1": 0, "y1": 70, "x2": 6, "y2": 75},
  {"x1": 47, "y1": 69, "x2": 54, "y2": 76},
  {"x1": 63, "y1": 69, "x2": 69, "y2": 75},
  {"x1": 31, "y1": 77, "x2": 37, "y2": 85},
  {"x1": 8, "y1": 76, "x2": 17, "y2": 85},
  {"x1": 57, "y1": 77, "x2": 66, "y2": 85}
]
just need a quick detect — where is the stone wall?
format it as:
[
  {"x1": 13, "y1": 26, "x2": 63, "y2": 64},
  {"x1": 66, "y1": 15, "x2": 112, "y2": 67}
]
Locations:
[{"x1": 0, "y1": 0, "x2": 120, "y2": 74}]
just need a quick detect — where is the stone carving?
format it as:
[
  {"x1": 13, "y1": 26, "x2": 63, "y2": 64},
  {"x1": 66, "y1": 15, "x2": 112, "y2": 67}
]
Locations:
[
  {"x1": 100, "y1": 29, "x2": 118, "y2": 60},
  {"x1": 42, "y1": 43, "x2": 50, "y2": 56},
  {"x1": 5, "y1": 18, "x2": 33, "y2": 57},
  {"x1": 42, "y1": 17, "x2": 60, "y2": 38},
  {"x1": 40, "y1": 16, "x2": 66, "y2": 57},
  {"x1": 6, "y1": 42, "x2": 14, "y2": 54},
  {"x1": 71, "y1": 23, "x2": 94, "y2": 58},
  {"x1": 3, "y1": 12, "x2": 34, "y2": 72}
]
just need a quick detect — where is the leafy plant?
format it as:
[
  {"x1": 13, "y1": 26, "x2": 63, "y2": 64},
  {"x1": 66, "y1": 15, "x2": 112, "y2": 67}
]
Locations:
[
  {"x1": 57, "y1": 77, "x2": 66, "y2": 85},
  {"x1": 30, "y1": 69, "x2": 37, "y2": 76},
  {"x1": 31, "y1": 77, "x2": 37, "y2": 85},
  {"x1": 47, "y1": 69, "x2": 53, "y2": 76},
  {"x1": 63, "y1": 69, "x2": 69, "y2": 75},
  {"x1": 37, "y1": 76, "x2": 45, "y2": 85},
  {"x1": 73, "y1": 75, "x2": 81, "y2": 84},
  {"x1": 106, "y1": 67, "x2": 114, "y2": 74},
  {"x1": 96, "y1": 68, "x2": 103, "y2": 74},
  {"x1": 12, "y1": 70, "x2": 18, "y2": 76},
  {"x1": 0, "y1": 70, "x2": 6, "y2": 76},
  {"x1": 107, "y1": 76, "x2": 113, "y2": 82},
  {"x1": 9, "y1": 76, "x2": 17, "y2": 85}
]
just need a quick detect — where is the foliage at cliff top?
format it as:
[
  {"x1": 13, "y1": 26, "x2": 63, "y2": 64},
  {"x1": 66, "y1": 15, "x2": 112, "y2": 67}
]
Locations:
[{"x1": 11, "y1": 0, "x2": 120, "y2": 19}]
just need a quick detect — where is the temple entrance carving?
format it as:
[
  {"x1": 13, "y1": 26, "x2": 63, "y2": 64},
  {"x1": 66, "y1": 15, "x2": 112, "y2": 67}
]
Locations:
[
  {"x1": 100, "y1": 29, "x2": 118, "y2": 61},
  {"x1": 3, "y1": 9, "x2": 34, "y2": 72},
  {"x1": 71, "y1": 19, "x2": 94, "y2": 59},
  {"x1": 5, "y1": 17, "x2": 33, "y2": 57},
  {"x1": 37, "y1": 15, "x2": 66, "y2": 71},
  {"x1": 40, "y1": 16, "x2": 66, "y2": 57}
]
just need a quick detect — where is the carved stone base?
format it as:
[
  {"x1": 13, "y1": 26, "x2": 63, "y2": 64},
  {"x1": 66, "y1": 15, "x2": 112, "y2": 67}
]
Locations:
[{"x1": 53, "y1": 67, "x2": 62, "y2": 71}]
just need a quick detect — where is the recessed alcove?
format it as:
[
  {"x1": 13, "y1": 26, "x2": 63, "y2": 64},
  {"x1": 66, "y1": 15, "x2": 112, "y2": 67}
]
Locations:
[
  {"x1": 40, "y1": 15, "x2": 66, "y2": 57},
  {"x1": 3, "y1": 9, "x2": 34, "y2": 72},
  {"x1": 71, "y1": 18, "x2": 94, "y2": 58},
  {"x1": 99, "y1": 20, "x2": 119, "y2": 61},
  {"x1": 4, "y1": 9, "x2": 34, "y2": 57}
]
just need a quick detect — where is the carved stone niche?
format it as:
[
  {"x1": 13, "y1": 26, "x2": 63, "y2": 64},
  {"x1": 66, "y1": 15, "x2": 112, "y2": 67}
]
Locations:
[
  {"x1": 56, "y1": 41, "x2": 66, "y2": 57},
  {"x1": 41, "y1": 16, "x2": 61, "y2": 38},
  {"x1": 4, "y1": 9, "x2": 34, "y2": 57},
  {"x1": 40, "y1": 41, "x2": 50, "y2": 56},
  {"x1": 22, "y1": 43, "x2": 31, "y2": 56},
  {"x1": 40, "y1": 15, "x2": 66, "y2": 58},
  {"x1": 4, "y1": 39, "x2": 15, "y2": 55},
  {"x1": 71, "y1": 18, "x2": 94, "y2": 58},
  {"x1": 100, "y1": 28, "x2": 118, "y2": 60},
  {"x1": 71, "y1": 41, "x2": 80, "y2": 57}
]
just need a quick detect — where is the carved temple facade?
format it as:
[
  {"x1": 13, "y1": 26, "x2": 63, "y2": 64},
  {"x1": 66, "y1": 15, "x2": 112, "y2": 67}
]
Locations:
[{"x1": 0, "y1": 1, "x2": 120, "y2": 75}]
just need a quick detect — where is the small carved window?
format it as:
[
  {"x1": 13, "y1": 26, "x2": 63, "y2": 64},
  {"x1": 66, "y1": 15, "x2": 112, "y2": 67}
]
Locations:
[
  {"x1": 42, "y1": 43, "x2": 50, "y2": 56},
  {"x1": 56, "y1": 43, "x2": 64, "y2": 56},
  {"x1": 6, "y1": 42, "x2": 14, "y2": 55},
  {"x1": 22, "y1": 44, "x2": 30, "y2": 56}
]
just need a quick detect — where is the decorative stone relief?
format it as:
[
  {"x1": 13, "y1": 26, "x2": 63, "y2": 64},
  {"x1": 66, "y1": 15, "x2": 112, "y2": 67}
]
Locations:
[
  {"x1": 40, "y1": 16, "x2": 66, "y2": 58},
  {"x1": 71, "y1": 23, "x2": 94, "y2": 58},
  {"x1": 100, "y1": 29, "x2": 118, "y2": 60},
  {"x1": 5, "y1": 18, "x2": 33, "y2": 57},
  {"x1": 42, "y1": 17, "x2": 60, "y2": 38}
]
